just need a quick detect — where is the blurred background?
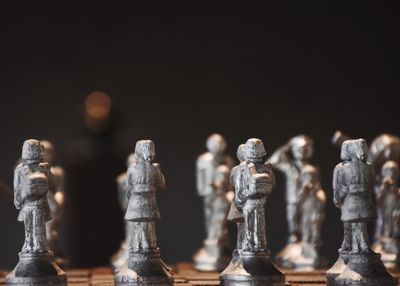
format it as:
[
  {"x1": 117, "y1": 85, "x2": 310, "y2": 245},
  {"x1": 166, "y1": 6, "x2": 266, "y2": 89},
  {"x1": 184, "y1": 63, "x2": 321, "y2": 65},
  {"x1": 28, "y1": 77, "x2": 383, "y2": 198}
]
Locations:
[{"x1": 0, "y1": 3, "x2": 399, "y2": 269}]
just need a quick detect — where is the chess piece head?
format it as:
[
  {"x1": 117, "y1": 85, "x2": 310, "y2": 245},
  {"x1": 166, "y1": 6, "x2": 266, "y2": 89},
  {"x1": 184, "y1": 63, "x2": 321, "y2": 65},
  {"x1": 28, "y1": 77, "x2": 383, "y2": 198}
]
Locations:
[
  {"x1": 341, "y1": 139, "x2": 368, "y2": 162},
  {"x1": 301, "y1": 164, "x2": 320, "y2": 188},
  {"x1": 41, "y1": 140, "x2": 55, "y2": 164},
  {"x1": 381, "y1": 160, "x2": 400, "y2": 182},
  {"x1": 135, "y1": 140, "x2": 155, "y2": 162},
  {"x1": 22, "y1": 139, "x2": 44, "y2": 163},
  {"x1": 237, "y1": 144, "x2": 245, "y2": 163},
  {"x1": 243, "y1": 138, "x2": 266, "y2": 162},
  {"x1": 206, "y1": 133, "x2": 227, "y2": 156},
  {"x1": 289, "y1": 135, "x2": 313, "y2": 161}
]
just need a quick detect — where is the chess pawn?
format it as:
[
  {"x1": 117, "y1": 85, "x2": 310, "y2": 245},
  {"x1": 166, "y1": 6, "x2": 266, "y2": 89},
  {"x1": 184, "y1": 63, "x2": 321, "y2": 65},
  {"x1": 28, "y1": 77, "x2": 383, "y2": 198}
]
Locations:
[
  {"x1": 115, "y1": 140, "x2": 173, "y2": 286},
  {"x1": 268, "y1": 135, "x2": 314, "y2": 267},
  {"x1": 111, "y1": 153, "x2": 136, "y2": 270},
  {"x1": 41, "y1": 140, "x2": 67, "y2": 267},
  {"x1": 6, "y1": 139, "x2": 66, "y2": 285},
  {"x1": 372, "y1": 160, "x2": 400, "y2": 269},
  {"x1": 194, "y1": 133, "x2": 234, "y2": 271},
  {"x1": 220, "y1": 138, "x2": 285, "y2": 286},
  {"x1": 288, "y1": 165, "x2": 327, "y2": 270},
  {"x1": 326, "y1": 139, "x2": 397, "y2": 286}
]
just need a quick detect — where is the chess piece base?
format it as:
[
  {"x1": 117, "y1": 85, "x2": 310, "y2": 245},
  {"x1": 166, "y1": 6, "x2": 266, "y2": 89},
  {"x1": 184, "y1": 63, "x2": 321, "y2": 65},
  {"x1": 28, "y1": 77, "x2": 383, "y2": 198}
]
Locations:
[
  {"x1": 334, "y1": 252, "x2": 397, "y2": 286},
  {"x1": 220, "y1": 250, "x2": 286, "y2": 286},
  {"x1": 115, "y1": 250, "x2": 173, "y2": 285},
  {"x1": 372, "y1": 238, "x2": 400, "y2": 271},
  {"x1": 287, "y1": 243, "x2": 327, "y2": 271},
  {"x1": 193, "y1": 239, "x2": 231, "y2": 272},
  {"x1": 275, "y1": 241, "x2": 303, "y2": 268},
  {"x1": 5, "y1": 252, "x2": 66, "y2": 285},
  {"x1": 326, "y1": 253, "x2": 349, "y2": 286}
]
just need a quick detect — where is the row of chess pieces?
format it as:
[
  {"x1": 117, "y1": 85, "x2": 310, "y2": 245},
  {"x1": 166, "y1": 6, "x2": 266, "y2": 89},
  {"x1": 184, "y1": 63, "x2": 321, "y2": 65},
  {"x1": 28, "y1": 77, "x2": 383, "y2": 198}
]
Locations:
[{"x1": 4, "y1": 132, "x2": 400, "y2": 285}]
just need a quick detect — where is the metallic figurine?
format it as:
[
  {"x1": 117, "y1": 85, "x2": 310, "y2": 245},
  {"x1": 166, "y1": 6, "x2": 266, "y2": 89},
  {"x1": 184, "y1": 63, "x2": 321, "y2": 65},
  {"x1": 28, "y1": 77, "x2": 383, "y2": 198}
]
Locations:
[
  {"x1": 372, "y1": 161, "x2": 400, "y2": 268},
  {"x1": 6, "y1": 139, "x2": 66, "y2": 285},
  {"x1": 326, "y1": 139, "x2": 397, "y2": 286},
  {"x1": 289, "y1": 165, "x2": 327, "y2": 270},
  {"x1": 115, "y1": 140, "x2": 173, "y2": 286},
  {"x1": 111, "y1": 153, "x2": 136, "y2": 270},
  {"x1": 221, "y1": 138, "x2": 285, "y2": 286},
  {"x1": 194, "y1": 133, "x2": 233, "y2": 271},
  {"x1": 332, "y1": 131, "x2": 400, "y2": 255},
  {"x1": 268, "y1": 135, "x2": 314, "y2": 266},
  {"x1": 41, "y1": 140, "x2": 66, "y2": 266}
]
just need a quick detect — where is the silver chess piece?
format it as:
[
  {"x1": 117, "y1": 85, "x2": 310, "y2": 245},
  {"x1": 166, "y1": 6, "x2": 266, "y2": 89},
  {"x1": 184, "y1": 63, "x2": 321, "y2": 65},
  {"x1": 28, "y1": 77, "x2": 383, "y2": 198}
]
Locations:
[
  {"x1": 288, "y1": 165, "x2": 327, "y2": 270},
  {"x1": 193, "y1": 133, "x2": 233, "y2": 271},
  {"x1": 326, "y1": 139, "x2": 397, "y2": 286},
  {"x1": 6, "y1": 139, "x2": 66, "y2": 285},
  {"x1": 111, "y1": 153, "x2": 136, "y2": 270},
  {"x1": 41, "y1": 140, "x2": 67, "y2": 267},
  {"x1": 332, "y1": 131, "x2": 400, "y2": 260},
  {"x1": 220, "y1": 138, "x2": 285, "y2": 286},
  {"x1": 115, "y1": 140, "x2": 173, "y2": 286},
  {"x1": 372, "y1": 161, "x2": 400, "y2": 269},
  {"x1": 268, "y1": 135, "x2": 314, "y2": 267}
]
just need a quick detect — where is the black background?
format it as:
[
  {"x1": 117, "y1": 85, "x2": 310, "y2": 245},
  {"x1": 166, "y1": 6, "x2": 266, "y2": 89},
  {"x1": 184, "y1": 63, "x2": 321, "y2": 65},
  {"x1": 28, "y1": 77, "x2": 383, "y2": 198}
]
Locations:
[{"x1": 0, "y1": 3, "x2": 399, "y2": 269}]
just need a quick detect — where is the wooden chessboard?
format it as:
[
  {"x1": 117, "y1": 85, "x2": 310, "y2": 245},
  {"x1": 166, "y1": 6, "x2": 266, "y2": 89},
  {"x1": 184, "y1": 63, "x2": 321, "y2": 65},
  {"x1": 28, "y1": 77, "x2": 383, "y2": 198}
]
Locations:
[{"x1": 0, "y1": 263, "x2": 398, "y2": 285}]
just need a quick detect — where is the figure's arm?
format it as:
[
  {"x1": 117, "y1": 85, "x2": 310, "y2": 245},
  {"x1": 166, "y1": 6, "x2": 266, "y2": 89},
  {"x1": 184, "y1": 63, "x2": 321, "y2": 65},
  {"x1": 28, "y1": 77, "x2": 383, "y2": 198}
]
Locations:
[
  {"x1": 196, "y1": 158, "x2": 206, "y2": 196},
  {"x1": 267, "y1": 144, "x2": 291, "y2": 173},
  {"x1": 126, "y1": 167, "x2": 133, "y2": 200},
  {"x1": 333, "y1": 166, "x2": 345, "y2": 207},
  {"x1": 13, "y1": 165, "x2": 22, "y2": 209}
]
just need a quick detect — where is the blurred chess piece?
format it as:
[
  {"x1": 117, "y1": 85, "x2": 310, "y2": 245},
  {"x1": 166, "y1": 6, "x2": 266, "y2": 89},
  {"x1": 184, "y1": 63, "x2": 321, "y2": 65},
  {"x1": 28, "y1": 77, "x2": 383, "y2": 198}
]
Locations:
[
  {"x1": 6, "y1": 139, "x2": 66, "y2": 285},
  {"x1": 111, "y1": 153, "x2": 137, "y2": 270},
  {"x1": 193, "y1": 133, "x2": 233, "y2": 271},
  {"x1": 220, "y1": 139, "x2": 285, "y2": 286},
  {"x1": 288, "y1": 165, "x2": 327, "y2": 270},
  {"x1": 41, "y1": 140, "x2": 68, "y2": 268},
  {"x1": 372, "y1": 161, "x2": 400, "y2": 270},
  {"x1": 115, "y1": 140, "x2": 173, "y2": 285},
  {"x1": 326, "y1": 139, "x2": 397, "y2": 286},
  {"x1": 267, "y1": 135, "x2": 314, "y2": 267}
]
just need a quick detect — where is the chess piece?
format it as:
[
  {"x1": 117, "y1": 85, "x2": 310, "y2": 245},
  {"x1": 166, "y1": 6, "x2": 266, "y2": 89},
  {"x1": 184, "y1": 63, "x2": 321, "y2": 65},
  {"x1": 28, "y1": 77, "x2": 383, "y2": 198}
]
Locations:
[
  {"x1": 220, "y1": 138, "x2": 285, "y2": 286},
  {"x1": 6, "y1": 139, "x2": 66, "y2": 285},
  {"x1": 41, "y1": 140, "x2": 67, "y2": 267},
  {"x1": 326, "y1": 139, "x2": 397, "y2": 286},
  {"x1": 268, "y1": 135, "x2": 314, "y2": 267},
  {"x1": 111, "y1": 153, "x2": 136, "y2": 270},
  {"x1": 193, "y1": 133, "x2": 233, "y2": 271},
  {"x1": 372, "y1": 161, "x2": 400, "y2": 269},
  {"x1": 332, "y1": 131, "x2": 400, "y2": 253},
  {"x1": 115, "y1": 140, "x2": 173, "y2": 285},
  {"x1": 288, "y1": 165, "x2": 327, "y2": 269}
]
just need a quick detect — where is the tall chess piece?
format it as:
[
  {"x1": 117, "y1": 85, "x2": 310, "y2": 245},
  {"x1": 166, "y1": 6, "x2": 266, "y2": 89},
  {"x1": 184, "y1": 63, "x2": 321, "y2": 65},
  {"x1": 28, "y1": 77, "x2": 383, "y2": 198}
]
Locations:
[
  {"x1": 372, "y1": 161, "x2": 400, "y2": 269},
  {"x1": 220, "y1": 138, "x2": 285, "y2": 286},
  {"x1": 326, "y1": 139, "x2": 397, "y2": 286},
  {"x1": 6, "y1": 139, "x2": 67, "y2": 285},
  {"x1": 194, "y1": 133, "x2": 233, "y2": 271},
  {"x1": 41, "y1": 140, "x2": 67, "y2": 267},
  {"x1": 289, "y1": 165, "x2": 327, "y2": 270},
  {"x1": 332, "y1": 131, "x2": 400, "y2": 255},
  {"x1": 268, "y1": 135, "x2": 314, "y2": 267},
  {"x1": 111, "y1": 153, "x2": 136, "y2": 270},
  {"x1": 115, "y1": 140, "x2": 173, "y2": 286}
]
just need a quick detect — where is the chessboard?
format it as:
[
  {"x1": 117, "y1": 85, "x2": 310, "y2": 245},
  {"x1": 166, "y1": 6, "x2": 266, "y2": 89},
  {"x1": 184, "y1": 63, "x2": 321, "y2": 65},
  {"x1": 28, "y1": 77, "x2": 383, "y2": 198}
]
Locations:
[{"x1": 0, "y1": 263, "x2": 398, "y2": 285}]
